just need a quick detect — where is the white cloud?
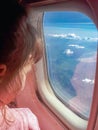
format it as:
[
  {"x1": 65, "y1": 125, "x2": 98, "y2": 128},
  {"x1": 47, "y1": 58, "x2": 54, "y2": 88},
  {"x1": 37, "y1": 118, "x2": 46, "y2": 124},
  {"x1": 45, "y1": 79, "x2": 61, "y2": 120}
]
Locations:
[
  {"x1": 68, "y1": 44, "x2": 85, "y2": 49},
  {"x1": 66, "y1": 33, "x2": 81, "y2": 40},
  {"x1": 48, "y1": 34, "x2": 66, "y2": 38},
  {"x1": 48, "y1": 33, "x2": 98, "y2": 42},
  {"x1": 48, "y1": 33, "x2": 81, "y2": 40},
  {"x1": 64, "y1": 49, "x2": 74, "y2": 55},
  {"x1": 82, "y1": 78, "x2": 94, "y2": 84}
]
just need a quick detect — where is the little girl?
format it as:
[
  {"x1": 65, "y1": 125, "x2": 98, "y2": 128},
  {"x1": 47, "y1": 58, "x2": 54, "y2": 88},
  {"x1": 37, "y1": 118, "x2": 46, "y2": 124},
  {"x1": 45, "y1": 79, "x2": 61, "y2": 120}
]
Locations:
[{"x1": 0, "y1": 0, "x2": 42, "y2": 129}]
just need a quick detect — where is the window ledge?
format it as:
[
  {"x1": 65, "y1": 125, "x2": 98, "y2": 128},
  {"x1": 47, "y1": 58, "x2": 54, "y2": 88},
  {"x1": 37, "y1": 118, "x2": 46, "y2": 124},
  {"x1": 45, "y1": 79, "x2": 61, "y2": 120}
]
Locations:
[{"x1": 36, "y1": 60, "x2": 88, "y2": 130}]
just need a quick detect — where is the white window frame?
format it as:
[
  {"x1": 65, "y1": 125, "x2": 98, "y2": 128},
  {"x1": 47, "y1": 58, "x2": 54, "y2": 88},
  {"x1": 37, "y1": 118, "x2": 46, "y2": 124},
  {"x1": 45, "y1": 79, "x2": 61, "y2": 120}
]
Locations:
[{"x1": 34, "y1": 0, "x2": 98, "y2": 130}]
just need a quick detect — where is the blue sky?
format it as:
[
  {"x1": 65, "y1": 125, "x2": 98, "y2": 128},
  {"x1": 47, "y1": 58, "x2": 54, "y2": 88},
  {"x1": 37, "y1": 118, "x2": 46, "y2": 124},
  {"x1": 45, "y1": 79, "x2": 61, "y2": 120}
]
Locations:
[
  {"x1": 44, "y1": 11, "x2": 93, "y2": 24},
  {"x1": 43, "y1": 11, "x2": 97, "y2": 38}
]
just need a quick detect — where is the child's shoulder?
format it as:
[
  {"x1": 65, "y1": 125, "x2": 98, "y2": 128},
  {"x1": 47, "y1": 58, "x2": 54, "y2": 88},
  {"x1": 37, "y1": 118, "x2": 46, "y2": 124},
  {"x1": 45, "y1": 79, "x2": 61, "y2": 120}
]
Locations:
[{"x1": 0, "y1": 106, "x2": 40, "y2": 130}]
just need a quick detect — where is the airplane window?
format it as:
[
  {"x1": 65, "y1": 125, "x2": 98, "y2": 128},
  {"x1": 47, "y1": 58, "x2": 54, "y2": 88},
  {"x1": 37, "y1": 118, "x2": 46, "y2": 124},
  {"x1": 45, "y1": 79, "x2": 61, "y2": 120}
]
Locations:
[{"x1": 43, "y1": 11, "x2": 98, "y2": 120}]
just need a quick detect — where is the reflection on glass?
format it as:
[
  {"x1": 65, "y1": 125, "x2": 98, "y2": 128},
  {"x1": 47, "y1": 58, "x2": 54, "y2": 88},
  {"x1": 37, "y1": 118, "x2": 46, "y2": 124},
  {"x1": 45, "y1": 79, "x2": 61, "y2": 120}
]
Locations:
[{"x1": 43, "y1": 11, "x2": 98, "y2": 119}]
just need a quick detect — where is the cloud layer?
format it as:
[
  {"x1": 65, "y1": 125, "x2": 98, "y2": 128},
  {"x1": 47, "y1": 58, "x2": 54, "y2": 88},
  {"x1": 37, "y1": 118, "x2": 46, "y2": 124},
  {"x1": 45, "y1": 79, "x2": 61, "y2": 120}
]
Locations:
[
  {"x1": 68, "y1": 44, "x2": 85, "y2": 49},
  {"x1": 48, "y1": 33, "x2": 98, "y2": 42}
]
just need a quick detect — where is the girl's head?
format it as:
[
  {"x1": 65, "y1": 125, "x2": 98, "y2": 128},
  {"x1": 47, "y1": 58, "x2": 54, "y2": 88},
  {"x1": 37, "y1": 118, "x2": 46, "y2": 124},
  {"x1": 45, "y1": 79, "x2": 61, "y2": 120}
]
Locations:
[{"x1": 0, "y1": 0, "x2": 42, "y2": 105}]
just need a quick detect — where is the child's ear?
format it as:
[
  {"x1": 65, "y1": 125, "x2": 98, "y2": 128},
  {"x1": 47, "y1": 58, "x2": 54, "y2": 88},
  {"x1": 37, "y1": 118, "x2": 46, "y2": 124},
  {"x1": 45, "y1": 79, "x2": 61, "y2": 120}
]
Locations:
[{"x1": 0, "y1": 64, "x2": 7, "y2": 77}]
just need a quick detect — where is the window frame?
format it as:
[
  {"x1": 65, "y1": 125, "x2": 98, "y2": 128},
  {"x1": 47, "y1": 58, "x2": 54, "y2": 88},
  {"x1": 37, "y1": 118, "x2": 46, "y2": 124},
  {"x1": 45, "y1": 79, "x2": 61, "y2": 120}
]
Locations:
[{"x1": 34, "y1": 0, "x2": 98, "y2": 130}]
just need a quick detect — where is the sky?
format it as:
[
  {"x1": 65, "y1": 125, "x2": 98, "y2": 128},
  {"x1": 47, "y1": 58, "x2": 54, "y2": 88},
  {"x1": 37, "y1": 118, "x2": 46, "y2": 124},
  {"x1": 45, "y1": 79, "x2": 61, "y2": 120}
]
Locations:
[
  {"x1": 43, "y1": 11, "x2": 98, "y2": 38},
  {"x1": 44, "y1": 11, "x2": 93, "y2": 24}
]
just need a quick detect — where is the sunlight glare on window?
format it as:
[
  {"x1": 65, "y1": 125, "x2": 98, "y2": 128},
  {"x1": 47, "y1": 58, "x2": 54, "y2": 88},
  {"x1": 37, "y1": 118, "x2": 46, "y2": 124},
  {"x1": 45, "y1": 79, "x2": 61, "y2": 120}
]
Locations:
[{"x1": 43, "y1": 11, "x2": 98, "y2": 119}]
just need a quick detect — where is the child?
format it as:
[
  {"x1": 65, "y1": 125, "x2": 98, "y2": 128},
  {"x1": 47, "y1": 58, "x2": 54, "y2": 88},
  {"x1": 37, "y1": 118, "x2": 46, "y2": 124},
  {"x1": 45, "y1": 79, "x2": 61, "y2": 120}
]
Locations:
[{"x1": 0, "y1": 0, "x2": 42, "y2": 129}]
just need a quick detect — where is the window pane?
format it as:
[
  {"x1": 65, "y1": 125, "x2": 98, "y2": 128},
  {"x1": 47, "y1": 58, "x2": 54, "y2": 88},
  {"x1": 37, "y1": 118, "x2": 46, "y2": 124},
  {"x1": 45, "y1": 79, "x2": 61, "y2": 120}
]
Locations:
[{"x1": 43, "y1": 11, "x2": 98, "y2": 119}]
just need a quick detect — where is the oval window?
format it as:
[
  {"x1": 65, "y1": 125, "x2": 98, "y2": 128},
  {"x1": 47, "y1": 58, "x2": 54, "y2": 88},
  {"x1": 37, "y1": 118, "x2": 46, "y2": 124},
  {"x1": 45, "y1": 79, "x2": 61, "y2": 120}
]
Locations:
[{"x1": 43, "y1": 11, "x2": 98, "y2": 120}]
